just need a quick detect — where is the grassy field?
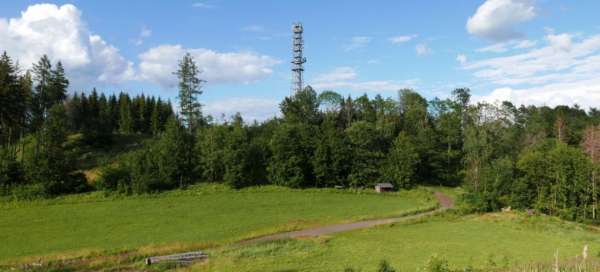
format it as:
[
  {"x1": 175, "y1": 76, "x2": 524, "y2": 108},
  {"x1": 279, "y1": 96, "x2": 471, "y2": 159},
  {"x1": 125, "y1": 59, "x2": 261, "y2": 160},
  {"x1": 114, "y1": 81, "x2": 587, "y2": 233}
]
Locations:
[
  {"x1": 0, "y1": 184, "x2": 435, "y2": 264},
  {"x1": 192, "y1": 212, "x2": 600, "y2": 272}
]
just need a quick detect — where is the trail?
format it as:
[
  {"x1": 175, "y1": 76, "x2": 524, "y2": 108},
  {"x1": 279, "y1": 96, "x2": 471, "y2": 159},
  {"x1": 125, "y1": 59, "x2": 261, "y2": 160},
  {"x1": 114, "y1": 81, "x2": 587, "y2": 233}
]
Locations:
[{"x1": 238, "y1": 191, "x2": 454, "y2": 245}]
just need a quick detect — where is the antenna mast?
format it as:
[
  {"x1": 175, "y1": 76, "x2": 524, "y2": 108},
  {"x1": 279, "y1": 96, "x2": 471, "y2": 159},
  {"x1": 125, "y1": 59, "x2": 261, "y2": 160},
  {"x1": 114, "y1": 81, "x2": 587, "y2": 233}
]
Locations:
[{"x1": 291, "y1": 22, "x2": 306, "y2": 94}]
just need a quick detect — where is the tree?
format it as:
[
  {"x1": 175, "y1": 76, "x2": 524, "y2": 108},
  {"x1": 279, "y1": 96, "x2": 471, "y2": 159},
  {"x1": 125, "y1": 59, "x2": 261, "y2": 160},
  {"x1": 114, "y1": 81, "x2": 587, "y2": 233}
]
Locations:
[
  {"x1": 31, "y1": 55, "x2": 52, "y2": 126},
  {"x1": 196, "y1": 124, "x2": 228, "y2": 182},
  {"x1": 381, "y1": 132, "x2": 420, "y2": 189},
  {"x1": 223, "y1": 115, "x2": 251, "y2": 188},
  {"x1": 0, "y1": 52, "x2": 23, "y2": 148},
  {"x1": 346, "y1": 121, "x2": 384, "y2": 187},
  {"x1": 582, "y1": 125, "x2": 600, "y2": 219},
  {"x1": 118, "y1": 93, "x2": 133, "y2": 134},
  {"x1": 24, "y1": 104, "x2": 87, "y2": 196},
  {"x1": 313, "y1": 117, "x2": 351, "y2": 187},
  {"x1": 175, "y1": 53, "x2": 204, "y2": 132},
  {"x1": 269, "y1": 122, "x2": 315, "y2": 187},
  {"x1": 156, "y1": 118, "x2": 195, "y2": 188},
  {"x1": 48, "y1": 61, "x2": 68, "y2": 105},
  {"x1": 280, "y1": 86, "x2": 321, "y2": 125}
]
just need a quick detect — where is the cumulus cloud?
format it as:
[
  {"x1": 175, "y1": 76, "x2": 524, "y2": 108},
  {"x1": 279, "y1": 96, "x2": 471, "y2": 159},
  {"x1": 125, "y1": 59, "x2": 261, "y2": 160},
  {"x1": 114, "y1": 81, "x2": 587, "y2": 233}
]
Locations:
[
  {"x1": 0, "y1": 3, "x2": 134, "y2": 87},
  {"x1": 311, "y1": 66, "x2": 416, "y2": 92},
  {"x1": 389, "y1": 35, "x2": 417, "y2": 44},
  {"x1": 204, "y1": 97, "x2": 280, "y2": 122},
  {"x1": 466, "y1": 32, "x2": 600, "y2": 108},
  {"x1": 138, "y1": 44, "x2": 280, "y2": 88},
  {"x1": 467, "y1": 0, "x2": 536, "y2": 41},
  {"x1": 343, "y1": 36, "x2": 372, "y2": 51}
]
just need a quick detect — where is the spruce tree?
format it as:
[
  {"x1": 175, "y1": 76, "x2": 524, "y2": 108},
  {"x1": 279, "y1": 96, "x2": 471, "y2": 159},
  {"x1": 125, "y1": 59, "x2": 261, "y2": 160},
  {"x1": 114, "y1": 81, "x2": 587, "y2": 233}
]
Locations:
[
  {"x1": 175, "y1": 53, "x2": 204, "y2": 132},
  {"x1": 118, "y1": 93, "x2": 133, "y2": 134}
]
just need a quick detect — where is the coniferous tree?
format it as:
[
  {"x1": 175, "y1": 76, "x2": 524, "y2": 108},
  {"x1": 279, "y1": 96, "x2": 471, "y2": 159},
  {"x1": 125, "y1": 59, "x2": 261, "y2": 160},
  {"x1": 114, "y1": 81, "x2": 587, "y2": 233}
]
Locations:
[
  {"x1": 31, "y1": 55, "x2": 52, "y2": 127},
  {"x1": 175, "y1": 53, "x2": 204, "y2": 132},
  {"x1": 48, "y1": 61, "x2": 68, "y2": 105},
  {"x1": 118, "y1": 93, "x2": 133, "y2": 134}
]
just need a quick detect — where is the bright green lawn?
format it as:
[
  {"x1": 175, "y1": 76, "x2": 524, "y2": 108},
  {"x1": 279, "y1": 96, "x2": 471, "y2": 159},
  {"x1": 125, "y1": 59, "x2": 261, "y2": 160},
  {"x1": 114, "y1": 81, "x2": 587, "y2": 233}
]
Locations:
[
  {"x1": 194, "y1": 213, "x2": 600, "y2": 272},
  {"x1": 0, "y1": 184, "x2": 434, "y2": 263}
]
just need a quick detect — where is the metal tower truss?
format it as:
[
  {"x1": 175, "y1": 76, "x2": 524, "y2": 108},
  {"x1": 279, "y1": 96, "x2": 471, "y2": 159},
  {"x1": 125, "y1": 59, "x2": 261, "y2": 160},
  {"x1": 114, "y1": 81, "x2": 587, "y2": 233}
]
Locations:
[{"x1": 291, "y1": 22, "x2": 306, "y2": 94}]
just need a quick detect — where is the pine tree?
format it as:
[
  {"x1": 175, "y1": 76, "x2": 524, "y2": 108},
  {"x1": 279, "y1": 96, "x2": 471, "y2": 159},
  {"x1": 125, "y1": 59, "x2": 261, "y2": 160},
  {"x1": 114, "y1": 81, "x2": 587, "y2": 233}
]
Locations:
[{"x1": 175, "y1": 53, "x2": 204, "y2": 132}]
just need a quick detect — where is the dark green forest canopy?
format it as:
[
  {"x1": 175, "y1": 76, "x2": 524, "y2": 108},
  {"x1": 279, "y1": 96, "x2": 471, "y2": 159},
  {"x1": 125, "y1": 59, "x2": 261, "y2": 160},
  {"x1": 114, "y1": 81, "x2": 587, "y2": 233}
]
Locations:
[{"x1": 2, "y1": 52, "x2": 600, "y2": 223}]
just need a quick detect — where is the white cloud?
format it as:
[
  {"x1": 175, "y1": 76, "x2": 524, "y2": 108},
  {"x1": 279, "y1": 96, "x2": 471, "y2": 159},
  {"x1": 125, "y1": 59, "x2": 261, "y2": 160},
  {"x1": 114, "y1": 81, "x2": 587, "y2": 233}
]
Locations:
[
  {"x1": 314, "y1": 67, "x2": 357, "y2": 82},
  {"x1": 343, "y1": 36, "x2": 372, "y2": 51},
  {"x1": 415, "y1": 43, "x2": 432, "y2": 56},
  {"x1": 467, "y1": 32, "x2": 600, "y2": 108},
  {"x1": 0, "y1": 3, "x2": 134, "y2": 87},
  {"x1": 456, "y1": 54, "x2": 468, "y2": 64},
  {"x1": 464, "y1": 32, "x2": 600, "y2": 86},
  {"x1": 476, "y1": 39, "x2": 537, "y2": 53},
  {"x1": 241, "y1": 25, "x2": 264, "y2": 32},
  {"x1": 311, "y1": 66, "x2": 416, "y2": 92},
  {"x1": 204, "y1": 97, "x2": 280, "y2": 122},
  {"x1": 192, "y1": 2, "x2": 214, "y2": 9},
  {"x1": 515, "y1": 39, "x2": 537, "y2": 49},
  {"x1": 138, "y1": 45, "x2": 280, "y2": 88},
  {"x1": 467, "y1": 0, "x2": 536, "y2": 41},
  {"x1": 475, "y1": 80, "x2": 600, "y2": 109},
  {"x1": 133, "y1": 26, "x2": 152, "y2": 46},
  {"x1": 389, "y1": 35, "x2": 417, "y2": 44}
]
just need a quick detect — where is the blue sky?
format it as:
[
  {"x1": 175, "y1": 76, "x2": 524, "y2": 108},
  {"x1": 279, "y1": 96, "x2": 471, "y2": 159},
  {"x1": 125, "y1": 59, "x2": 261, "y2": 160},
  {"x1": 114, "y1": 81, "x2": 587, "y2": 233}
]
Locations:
[{"x1": 2, "y1": 1, "x2": 600, "y2": 120}]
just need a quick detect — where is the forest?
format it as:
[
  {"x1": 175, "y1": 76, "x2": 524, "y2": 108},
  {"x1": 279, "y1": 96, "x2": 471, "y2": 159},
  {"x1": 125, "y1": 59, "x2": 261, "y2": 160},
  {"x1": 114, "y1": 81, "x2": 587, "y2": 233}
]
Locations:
[{"x1": 2, "y1": 50, "x2": 600, "y2": 224}]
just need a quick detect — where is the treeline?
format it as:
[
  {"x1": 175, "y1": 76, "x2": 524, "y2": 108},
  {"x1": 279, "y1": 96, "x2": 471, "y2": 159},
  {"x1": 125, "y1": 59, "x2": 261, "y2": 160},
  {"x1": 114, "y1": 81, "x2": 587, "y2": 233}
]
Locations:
[
  {"x1": 98, "y1": 85, "x2": 469, "y2": 193},
  {"x1": 4, "y1": 51, "x2": 600, "y2": 224},
  {"x1": 462, "y1": 102, "x2": 600, "y2": 222},
  {"x1": 67, "y1": 90, "x2": 173, "y2": 144},
  {"x1": 0, "y1": 52, "x2": 173, "y2": 196}
]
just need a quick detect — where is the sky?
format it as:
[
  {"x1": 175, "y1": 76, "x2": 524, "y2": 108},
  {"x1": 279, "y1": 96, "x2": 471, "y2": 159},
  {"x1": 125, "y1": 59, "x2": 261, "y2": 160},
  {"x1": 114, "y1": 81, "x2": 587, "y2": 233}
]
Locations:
[{"x1": 2, "y1": 0, "x2": 600, "y2": 121}]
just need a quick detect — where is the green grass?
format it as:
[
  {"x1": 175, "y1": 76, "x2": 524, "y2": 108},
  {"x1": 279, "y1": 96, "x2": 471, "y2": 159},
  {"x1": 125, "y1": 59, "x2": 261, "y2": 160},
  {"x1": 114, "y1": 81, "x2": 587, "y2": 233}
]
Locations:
[
  {"x1": 193, "y1": 212, "x2": 600, "y2": 272},
  {"x1": 0, "y1": 184, "x2": 435, "y2": 264}
]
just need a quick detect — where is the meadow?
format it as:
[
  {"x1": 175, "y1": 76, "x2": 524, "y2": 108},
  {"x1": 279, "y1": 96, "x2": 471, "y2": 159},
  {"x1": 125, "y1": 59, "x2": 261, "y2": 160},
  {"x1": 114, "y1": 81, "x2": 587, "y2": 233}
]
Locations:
[
  {"x1": 0, "y1": 184, "x2": 435, "y2": 264},
  {"x1": 192, "y1": 212, "x2": 600, "y2": 272}
]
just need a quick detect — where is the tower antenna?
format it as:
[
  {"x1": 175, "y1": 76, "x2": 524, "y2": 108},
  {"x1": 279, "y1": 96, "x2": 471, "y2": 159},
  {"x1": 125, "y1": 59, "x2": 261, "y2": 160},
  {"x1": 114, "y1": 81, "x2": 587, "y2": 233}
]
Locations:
[{"x1": 291, "y1": 22, "x2": 306, "y2": 94}]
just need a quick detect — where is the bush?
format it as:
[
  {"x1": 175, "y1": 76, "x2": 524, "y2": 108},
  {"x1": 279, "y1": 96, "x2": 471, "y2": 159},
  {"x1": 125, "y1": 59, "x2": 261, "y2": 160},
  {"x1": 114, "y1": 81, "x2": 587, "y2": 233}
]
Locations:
[
  {"x1": 422, "y1": 255, "x2": 450, "y2": 272},
  {"x1": 377, "y1": 260, "x2": 396, "y2": 272},
  {"x1": 96, "y1": 165, "x2": 131, "y2": 193}
]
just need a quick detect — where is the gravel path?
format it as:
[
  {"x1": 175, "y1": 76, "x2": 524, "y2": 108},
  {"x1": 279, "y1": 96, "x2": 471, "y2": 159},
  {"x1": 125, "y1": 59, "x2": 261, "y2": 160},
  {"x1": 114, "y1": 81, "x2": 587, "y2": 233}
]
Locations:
[{"x1": 239, "y1": 191, "x2": 454, "y2": 245}]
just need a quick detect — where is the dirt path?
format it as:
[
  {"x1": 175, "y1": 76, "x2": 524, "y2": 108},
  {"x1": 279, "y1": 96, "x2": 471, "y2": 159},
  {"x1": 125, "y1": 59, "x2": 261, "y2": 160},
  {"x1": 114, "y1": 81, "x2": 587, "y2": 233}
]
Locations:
[{"x1": 239, "y1": 191, "x2": 454, "y2": 245}]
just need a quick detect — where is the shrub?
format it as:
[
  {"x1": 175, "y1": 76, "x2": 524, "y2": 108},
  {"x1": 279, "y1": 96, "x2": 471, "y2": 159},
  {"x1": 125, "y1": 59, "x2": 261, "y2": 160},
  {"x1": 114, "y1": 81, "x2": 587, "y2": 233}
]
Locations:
[
  {"x1": 96, "y1": 165, "x2": 131, "y2": 193},
  {"x1": 423, "y1": 255, "x2": 450, "y2": 272},
  {"x1": 377, "y1": 260, "x2": 396, "y2": 272}
]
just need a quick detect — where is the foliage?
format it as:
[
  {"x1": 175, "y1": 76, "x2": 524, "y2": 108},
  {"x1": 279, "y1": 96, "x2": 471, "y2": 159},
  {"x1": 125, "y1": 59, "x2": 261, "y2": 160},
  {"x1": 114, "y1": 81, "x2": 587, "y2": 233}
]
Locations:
[{"x1": 176, "y1": 53, "x2": 204, "y2": 132}]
